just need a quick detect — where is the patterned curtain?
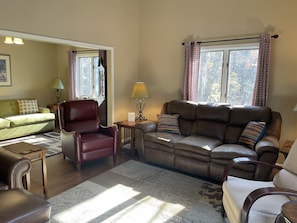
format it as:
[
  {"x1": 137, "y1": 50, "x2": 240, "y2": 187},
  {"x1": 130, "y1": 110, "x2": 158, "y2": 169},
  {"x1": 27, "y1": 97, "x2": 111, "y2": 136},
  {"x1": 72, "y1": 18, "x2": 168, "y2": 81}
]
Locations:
[
  {"x1": 182, "y1": 42, "x2": 201, "y2": 101},
  {"x1": 68, "y1": 50, "x2": 77, "y2": 100},
  {"x1": 252, "y1": 34, "x2": 271, "y2": 106}
]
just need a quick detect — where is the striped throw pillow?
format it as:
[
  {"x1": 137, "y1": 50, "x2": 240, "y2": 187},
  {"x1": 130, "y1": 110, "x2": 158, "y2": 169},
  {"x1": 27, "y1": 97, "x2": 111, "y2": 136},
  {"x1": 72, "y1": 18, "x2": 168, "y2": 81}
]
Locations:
[
  {"x1": 238, "y1": 121, "x2": 266, "y2": 149},
  {"x1": 18, "y1": 99, "x2": 39, "y2": 114},
  {"x1": 157, "y1": 114, "x2": 181, "y2": 135}
]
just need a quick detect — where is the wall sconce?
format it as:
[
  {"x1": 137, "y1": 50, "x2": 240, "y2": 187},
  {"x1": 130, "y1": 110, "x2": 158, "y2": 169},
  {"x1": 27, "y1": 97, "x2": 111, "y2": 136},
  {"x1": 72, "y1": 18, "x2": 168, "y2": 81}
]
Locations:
[
  {"x1": 51, "y1": 78, "x2": 64, "y2": 104},
  {"x1": 4, "y1": 37, "x2": 24, "y2": 45},
  {"x1": 131, "y1": 82, "x2": 150, "y2": 121}
]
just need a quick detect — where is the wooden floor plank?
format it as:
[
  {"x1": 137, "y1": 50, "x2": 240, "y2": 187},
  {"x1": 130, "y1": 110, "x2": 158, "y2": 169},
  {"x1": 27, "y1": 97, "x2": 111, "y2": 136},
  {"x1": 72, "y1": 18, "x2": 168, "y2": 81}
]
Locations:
[{"x1": 30, "y1": 152, "x2": 137, "y2": 198}]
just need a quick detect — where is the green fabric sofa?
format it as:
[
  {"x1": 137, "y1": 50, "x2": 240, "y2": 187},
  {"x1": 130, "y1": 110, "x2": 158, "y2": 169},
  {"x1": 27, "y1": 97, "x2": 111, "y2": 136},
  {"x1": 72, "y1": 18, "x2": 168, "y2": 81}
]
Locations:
[{"x1": 0, "y1": 99, "x2": 55, "y2": 141}]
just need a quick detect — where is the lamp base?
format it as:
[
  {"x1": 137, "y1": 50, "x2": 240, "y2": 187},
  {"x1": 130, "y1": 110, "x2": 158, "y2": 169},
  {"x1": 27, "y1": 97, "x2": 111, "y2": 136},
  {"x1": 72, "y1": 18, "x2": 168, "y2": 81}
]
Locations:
[
  {"x1": 136, "y1": 111, "x2": 147, "y2": 121},
  {"x1": 136, "y1": 116, "x2": 147, "y2": 121}
]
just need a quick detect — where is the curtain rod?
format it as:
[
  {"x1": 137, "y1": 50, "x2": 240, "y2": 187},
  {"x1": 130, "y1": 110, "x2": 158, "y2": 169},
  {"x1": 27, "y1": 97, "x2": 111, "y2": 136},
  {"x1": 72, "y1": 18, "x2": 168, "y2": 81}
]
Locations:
[{"x1": 182, "y1": 34, "x2": 279, "y2": 45}]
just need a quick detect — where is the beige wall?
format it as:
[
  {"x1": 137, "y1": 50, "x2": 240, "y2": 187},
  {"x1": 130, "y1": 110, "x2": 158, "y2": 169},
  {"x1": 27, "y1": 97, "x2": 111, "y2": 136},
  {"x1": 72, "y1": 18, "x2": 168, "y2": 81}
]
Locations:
[
  {"x1": 0, "y1": 39, "x2": 59, "y2": 106},
  {"x1": 0, "y1": 0, "x2": 139, "y2": 123},
  {"x1": 138, "y1": 0, "x2": 297, "y2": 145},
  {"x1": 0, "y1": 0, "x2": 297, "y2": 145}
]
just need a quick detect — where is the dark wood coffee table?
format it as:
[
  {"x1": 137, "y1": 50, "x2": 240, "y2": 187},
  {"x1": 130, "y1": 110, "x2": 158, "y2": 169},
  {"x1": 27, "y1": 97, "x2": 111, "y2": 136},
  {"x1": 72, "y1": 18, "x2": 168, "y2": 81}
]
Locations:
[{"x1": 3, "y1": 142, "x2": 48, "y2": 196}]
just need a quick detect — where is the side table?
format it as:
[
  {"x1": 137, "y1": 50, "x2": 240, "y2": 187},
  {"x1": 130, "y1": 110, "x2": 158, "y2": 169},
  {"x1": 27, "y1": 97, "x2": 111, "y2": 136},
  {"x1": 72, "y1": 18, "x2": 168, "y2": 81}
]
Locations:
[
  {"x1": 3, "y1": 142, "x2": 48, "y2": 196},
  {"x1": 114, "y1": 120, "x2": 143, "y2": 156},
  {"x1": 47, "y1": 104, "x2": 59, "y2": 128},
  {"x1": 280, "y1": 140, "x2": 294, "y2": 158},
  {"x1": 275, "y1": 201, "x2": 297, "y2": 223}
]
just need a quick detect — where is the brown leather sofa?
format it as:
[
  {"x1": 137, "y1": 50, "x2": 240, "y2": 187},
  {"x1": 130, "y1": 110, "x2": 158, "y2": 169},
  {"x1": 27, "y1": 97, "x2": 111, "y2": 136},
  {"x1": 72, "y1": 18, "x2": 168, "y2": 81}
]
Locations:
[
  {"x1": 0, "y1": 148, "x2": 51, "y2": 223},
  {"x1": 135, "y1": 100, "x2": 282, "y2": 182}
]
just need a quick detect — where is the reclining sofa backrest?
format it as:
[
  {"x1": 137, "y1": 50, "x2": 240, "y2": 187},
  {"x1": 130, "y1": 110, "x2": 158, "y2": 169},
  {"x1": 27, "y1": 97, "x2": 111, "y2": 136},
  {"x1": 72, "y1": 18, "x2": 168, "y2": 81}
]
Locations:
[{"x1": 163, "y1": 100, "x2": 281, "y2": 143}]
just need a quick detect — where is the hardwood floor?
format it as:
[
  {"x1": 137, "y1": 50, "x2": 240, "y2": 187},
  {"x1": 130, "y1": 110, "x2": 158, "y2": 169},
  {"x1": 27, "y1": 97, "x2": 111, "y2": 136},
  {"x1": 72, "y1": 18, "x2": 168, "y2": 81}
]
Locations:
[{"x1": 30, "y1": 151, "x2": 139, "y2": 199}]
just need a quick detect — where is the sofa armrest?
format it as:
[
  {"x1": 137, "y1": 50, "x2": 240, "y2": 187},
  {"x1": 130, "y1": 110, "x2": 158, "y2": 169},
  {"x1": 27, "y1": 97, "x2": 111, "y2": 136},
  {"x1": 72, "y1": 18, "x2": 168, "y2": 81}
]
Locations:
[
  {"x1": 223, "y1": 157, "x2": 282, "y2": 182},
  {"x1": 135, "y1": 121, "x2": 157, "y2": 159},
  {"x1": 0, "y1": 148, "x2": 32, "y2": 189},
  {"x1": 38, "y1": 107, "x2": 50, "y2": 113},
  {"x1": 254, "y1": 135, "x2": 280, "y2": 180},
  {"x1": 255, "y1": 135, "x2": 279, "y2": 155},
  {"x1": 241, "y1": 187, "x2": 297, "y2": 223}
]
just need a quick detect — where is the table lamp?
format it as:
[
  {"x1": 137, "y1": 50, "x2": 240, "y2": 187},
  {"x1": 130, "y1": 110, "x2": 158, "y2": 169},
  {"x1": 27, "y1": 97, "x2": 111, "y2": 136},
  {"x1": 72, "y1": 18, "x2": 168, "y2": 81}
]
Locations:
[
  {"x1": 131, "y1": 82, "x2": 150, "y2": 121},
  {"x1": 51, "y1": 78, "x2": 64, "y2": 104}
]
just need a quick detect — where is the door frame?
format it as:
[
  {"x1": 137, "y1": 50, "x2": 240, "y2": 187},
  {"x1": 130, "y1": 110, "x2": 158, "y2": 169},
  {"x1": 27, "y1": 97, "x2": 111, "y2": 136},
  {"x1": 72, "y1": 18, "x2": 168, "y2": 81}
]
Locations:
[{"x1": 0, "y1": 29, "x2": 115, "y2": 125}]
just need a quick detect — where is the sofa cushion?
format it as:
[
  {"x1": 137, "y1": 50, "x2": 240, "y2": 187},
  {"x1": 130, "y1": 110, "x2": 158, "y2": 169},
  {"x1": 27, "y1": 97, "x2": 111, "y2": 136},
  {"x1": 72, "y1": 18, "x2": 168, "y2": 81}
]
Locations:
[
  {"x1": 157, "y1": 114, "x2": 181, "y2": 135},
  {"x1": 196, "y1": 104, "x2": 230, "y2": 122},
  {"x1": 238, "y1": 121, "x2": 266, "y2": 149},
  {"x1": 229, "y1": 106, "x2": 271, "y2": 126},
  {"x1": 165, "y1": 100, "x2": 196, "y2": 120},
  {"x1": 18, "y1": 99, "x2": 39, "y2": 114},
  {"x1": 273, "y1": 169, "x2": 297, "y2": 192},
  {"x1": 175, "y1": 135, "x2": 222, "y2": 157},
  {"x1": 144, "y1": 132, "x2": 184, "y2": 148},
  {"x1": 5, "y1": 113, "x2": 55, "y2": 127},
  {"x1": 0, "y1": 118, "x2": 10, "y2": 129},
  {"x1": 192, "y1": 120, "x2": 227, "y2": 141},
  {"x1": 0, "y1": 100, "x2": 18, "y2": 117},
  {"x1": 211, "y1": 144, "x2": 258, "y2": 160}
]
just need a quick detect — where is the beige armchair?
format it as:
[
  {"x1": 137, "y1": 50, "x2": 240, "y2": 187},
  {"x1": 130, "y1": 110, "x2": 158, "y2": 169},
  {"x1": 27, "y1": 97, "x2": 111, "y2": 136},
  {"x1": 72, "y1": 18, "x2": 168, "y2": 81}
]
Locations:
[{"x1": 222, "y1": 139, "x2": 297, "y2": 223}]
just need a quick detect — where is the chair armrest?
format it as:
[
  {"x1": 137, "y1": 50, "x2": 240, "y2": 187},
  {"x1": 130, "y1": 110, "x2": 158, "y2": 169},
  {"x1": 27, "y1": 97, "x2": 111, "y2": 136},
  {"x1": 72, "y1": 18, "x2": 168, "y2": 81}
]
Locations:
[
  {"x1": 241, "y1": 187, "x2": 297, "y2": 223},
  {"x1": 0, "y1": 148, "x2": 31, "y2": 189},
  {"x1": 38, "y1": 107, "x2": 50, "y2": 113},
  {"x1": 60, "y1": 129, "x2": 80, "y2": 161},
  {"x1": 99, "y1": 125, "x2": 118, "y2": 137},
  {"x1": 99, "y1": 125, "x2": 119, "y2": 154},
  {"x1": 222, "y1": 157, "x2": 282, "y2": 182}
]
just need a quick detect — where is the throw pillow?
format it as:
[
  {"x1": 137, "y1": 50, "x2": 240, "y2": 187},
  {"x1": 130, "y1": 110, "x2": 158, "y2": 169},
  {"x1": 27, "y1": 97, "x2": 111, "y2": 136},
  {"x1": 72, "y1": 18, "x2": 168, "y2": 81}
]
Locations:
[
  {"x1": 157, "y1": 114, "x2": 181, "y2": 135},
  {"x1": 238, "y1": 121, "x2": 266, "y2": 149},
  {"x1": 18, "y1": 99, "x2": 39, "y2": 114}
]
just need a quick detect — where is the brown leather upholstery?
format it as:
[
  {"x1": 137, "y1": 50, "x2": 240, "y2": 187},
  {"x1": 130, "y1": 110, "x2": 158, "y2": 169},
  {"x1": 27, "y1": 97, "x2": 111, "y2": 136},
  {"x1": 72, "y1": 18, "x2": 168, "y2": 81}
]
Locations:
[
  {"x1": 59, "y1": 99, "x2": 119, "y2": 170},
  {"x1": 0, "y1": 189, "x2": 51, "y2": 223},
  {"x1": 135, "y1": 100, "x2": 282, "y2": 182},
  {"x1": 0, "y1": 148, "x2": 31, "y2": 190}
]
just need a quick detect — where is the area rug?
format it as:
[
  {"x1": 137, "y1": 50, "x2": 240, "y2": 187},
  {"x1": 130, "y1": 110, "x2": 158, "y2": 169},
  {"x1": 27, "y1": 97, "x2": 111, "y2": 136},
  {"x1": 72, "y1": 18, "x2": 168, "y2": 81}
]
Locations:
[
  {"x1": 48, "y1": 160, "x2": 225, "y2": 223},
  {"x1": 0, "y1": 131, "x2": 61, "y2": 157}
]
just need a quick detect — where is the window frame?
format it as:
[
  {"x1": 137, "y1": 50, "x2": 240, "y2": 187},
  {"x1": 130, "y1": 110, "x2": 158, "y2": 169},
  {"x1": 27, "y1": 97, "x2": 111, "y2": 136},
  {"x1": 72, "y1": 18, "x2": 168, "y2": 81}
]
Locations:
[
  {"x1": 75, "y1": 52, "x2": 99, "y2": 100},
  {"x1": 199, "y1": 42, "x2": 260, "y2": 105}
]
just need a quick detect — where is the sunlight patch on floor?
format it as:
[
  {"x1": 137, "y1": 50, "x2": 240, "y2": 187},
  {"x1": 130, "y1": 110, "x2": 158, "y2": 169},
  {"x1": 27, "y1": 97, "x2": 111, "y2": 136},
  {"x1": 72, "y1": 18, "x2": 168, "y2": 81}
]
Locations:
[{"x1": 52, "y1": 183, "x2": 185, "y2": 223}]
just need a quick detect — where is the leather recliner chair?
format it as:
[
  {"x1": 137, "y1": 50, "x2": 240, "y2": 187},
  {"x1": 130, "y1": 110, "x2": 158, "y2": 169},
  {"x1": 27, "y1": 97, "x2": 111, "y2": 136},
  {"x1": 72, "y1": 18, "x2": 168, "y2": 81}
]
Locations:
[
  {"x1": 59, "y1": 99, "x2": 119, "y2": 171},
  {"x1": 0, "y1": 148, "x2": 51, "y2": 223}
]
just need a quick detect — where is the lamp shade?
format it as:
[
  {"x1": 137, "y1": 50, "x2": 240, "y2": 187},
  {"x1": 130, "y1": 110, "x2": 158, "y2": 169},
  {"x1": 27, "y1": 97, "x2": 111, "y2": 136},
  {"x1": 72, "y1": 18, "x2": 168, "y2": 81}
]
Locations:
[
  {"x1": 4, "y1": 37, "x2": 13, "y2": 44},
  {"x1": 51, "y1": 78, "x2": 64, "y2": 90},
  {"x1": 131, "y1": 82, "x2": 150, "y2": 99},
  {"x1": 13, "y1": 38, "x2": 24, "y2": 45}
]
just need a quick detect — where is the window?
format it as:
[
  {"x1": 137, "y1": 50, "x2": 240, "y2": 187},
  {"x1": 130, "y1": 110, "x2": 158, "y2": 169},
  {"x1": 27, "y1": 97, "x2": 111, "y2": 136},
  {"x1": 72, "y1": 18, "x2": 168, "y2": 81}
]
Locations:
[
  {"x1": 198, "y1": 43, "x2": 259, "y2": 105},
  {"x1": 75, "y1": 53, "x2": 105, "y2": 105}
]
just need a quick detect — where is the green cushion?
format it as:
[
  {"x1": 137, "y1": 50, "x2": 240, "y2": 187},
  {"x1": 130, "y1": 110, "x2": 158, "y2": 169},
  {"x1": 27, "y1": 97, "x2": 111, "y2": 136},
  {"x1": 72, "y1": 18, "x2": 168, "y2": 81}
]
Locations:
[
  {"x1": 5, "y1": 113, "x2": 55, "y2": 127},
  {"x1": 0, "y1": 100, "x2": 19, "y2": 117},
  {"x1": 0, "y1": 118, "x2": 10, "y2": 129}
]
